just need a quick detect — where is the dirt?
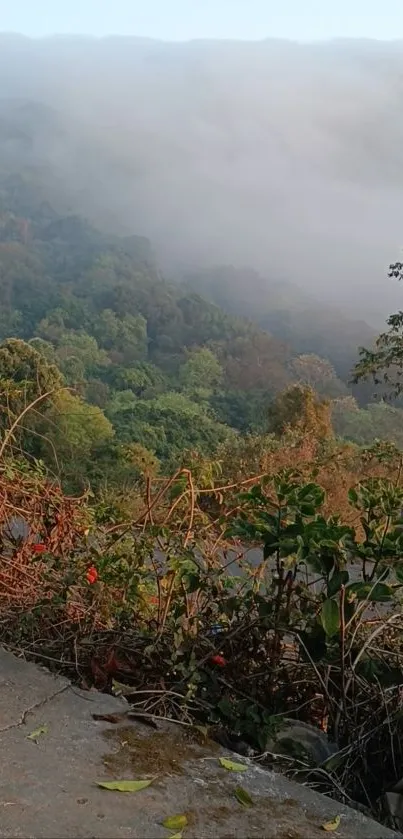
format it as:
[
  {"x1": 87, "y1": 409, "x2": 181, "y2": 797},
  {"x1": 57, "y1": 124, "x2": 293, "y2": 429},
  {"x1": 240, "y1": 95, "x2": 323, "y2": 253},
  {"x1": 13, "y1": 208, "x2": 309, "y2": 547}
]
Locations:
[
  {"x1": 102, "y1": 723, "x2": 219, "y2": 778},
  {"x1": 101, "y1": 724, "x2": 324, "y2": 837}
]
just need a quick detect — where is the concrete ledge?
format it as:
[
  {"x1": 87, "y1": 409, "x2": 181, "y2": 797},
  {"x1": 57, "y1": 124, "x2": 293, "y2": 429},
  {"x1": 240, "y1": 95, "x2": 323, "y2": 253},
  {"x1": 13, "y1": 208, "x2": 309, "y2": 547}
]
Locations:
[{"x1": 0, "y1": 648, "x2": 400, "y2": 838}]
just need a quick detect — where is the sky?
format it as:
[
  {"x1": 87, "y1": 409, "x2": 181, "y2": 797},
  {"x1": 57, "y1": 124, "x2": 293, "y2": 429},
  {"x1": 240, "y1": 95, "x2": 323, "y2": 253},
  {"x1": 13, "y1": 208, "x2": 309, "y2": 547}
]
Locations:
[{"x1": 1, "y1": 0, "x2": 403, "y2": 42}]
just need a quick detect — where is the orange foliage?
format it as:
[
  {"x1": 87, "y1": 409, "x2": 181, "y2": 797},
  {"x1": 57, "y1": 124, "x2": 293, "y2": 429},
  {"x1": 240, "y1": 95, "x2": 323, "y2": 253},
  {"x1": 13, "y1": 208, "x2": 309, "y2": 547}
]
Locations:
[{"x1": 0, "y1": 462, "x2": 88, "y2": 613}]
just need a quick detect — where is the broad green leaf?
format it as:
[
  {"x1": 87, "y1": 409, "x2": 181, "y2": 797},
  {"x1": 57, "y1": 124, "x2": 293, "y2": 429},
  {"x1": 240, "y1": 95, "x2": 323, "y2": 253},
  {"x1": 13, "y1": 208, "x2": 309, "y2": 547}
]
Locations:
[
  {"x1": 347, "y1": 581, "x2": 392, "y2": 602},
  {"x1": 97, "y1": 779, "x2": 153, "y2": 792},
  {"x1": 298, "y1": 483, "x2": 322, "y2": 501},
  {"x1": 299, "y1": 502, "x2": 317, "y2": 516},
  {"x1": 327, "y1": 570, "x2": 349, "y2": 598},
  {"x1": 320, "y1": 599, "x2": 340, "y2": 638},
  {"x1": 322, "y1": 814, "x2": 341, "y2": 831},
  {"x1": 234, "y1": 786, "x2": 254, "y2": 808},
  {"x1": 219, "y1": 757, "x2": 248, "y2": 772},
  {"x1": 27, "y1": 724, "x2": 48, "y2": 742},
  {"x1": 162, "y1": 815, "x2": 188, "y2": 831}
]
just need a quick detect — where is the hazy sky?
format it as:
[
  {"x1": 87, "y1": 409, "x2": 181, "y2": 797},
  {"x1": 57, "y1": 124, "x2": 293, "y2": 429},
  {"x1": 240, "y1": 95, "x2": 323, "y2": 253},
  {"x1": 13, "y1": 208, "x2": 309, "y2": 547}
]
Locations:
[{"x1": 2, "y1": 0, "x2": 403, "y2": 42}]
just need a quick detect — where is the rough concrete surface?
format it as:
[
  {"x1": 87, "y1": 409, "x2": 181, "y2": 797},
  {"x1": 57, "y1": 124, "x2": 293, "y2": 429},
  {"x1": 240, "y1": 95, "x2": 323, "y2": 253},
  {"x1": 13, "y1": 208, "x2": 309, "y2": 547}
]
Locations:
[{"x1": 0, "y1": 648, "x2": 400, "y2": 838}]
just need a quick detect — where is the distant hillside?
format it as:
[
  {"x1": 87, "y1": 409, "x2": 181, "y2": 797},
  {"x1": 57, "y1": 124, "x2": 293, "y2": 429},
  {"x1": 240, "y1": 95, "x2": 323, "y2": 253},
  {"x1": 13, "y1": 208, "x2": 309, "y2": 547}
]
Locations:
[
  {"x1": 0, "y1": 35, "x2": 402, "y2": 321},
  {"x1": 183, "y1": 266, "x2": 376, "y2": 384}
]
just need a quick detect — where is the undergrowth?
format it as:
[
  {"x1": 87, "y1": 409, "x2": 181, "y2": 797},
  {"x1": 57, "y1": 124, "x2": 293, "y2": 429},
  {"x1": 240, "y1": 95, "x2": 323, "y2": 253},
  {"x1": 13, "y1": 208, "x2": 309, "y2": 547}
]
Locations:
[{"x1": 1, "y1": 436, "x2": 403, "y2": 829}]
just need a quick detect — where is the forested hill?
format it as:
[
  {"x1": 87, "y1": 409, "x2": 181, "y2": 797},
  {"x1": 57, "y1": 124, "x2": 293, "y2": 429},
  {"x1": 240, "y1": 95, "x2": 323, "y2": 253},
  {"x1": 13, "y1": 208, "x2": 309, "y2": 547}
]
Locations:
[
  {"x1": 0, "y1": 173, "x2": 305, "y2": 483},
  {"x1": 0, "y1": 174, "x2": 293, "y2": 395},
  {"x1": 2, "y1": 171, "x2": 403, "y2": 489}
]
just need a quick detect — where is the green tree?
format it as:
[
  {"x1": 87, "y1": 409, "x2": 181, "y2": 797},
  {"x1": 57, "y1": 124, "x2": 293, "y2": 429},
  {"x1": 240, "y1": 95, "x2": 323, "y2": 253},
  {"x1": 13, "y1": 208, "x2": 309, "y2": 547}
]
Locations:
[
  {"x1": 0, "y1": 337, "x2": 64, "y2": 461},
  {"x1": 91, "y1": 309, "x2": 148, "y2": 364},
  {"x1": 110, "y1": 361, "x2": 166, "y2": 397},
  {"x1": 179, "y1": 347, "x2": 223, "y2": 399},
  {"x1": 0, "y1": 337, "x2": 63, "y2": 418},
  {"x1": 354, "y1": 262, "x2": 403, "y2": 398},
  {"x1": 106, "y1": 389, "x2": 232, "y2": 467},
  {"x1": 44, "y1": 391, "x2": 114, "y2": 487},
  {"x1": 36, "y1": 319, "x2": 110, "y2": 386},
  {"x1": 332, "y1": 398, "x2": 403, "y2": 448}
]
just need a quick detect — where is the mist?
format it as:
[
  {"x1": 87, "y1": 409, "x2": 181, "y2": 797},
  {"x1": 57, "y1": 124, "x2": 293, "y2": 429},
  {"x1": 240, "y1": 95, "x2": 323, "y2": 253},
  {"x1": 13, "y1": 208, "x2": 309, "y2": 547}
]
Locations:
[{"x1": 1, "y1": 34, "x2": 403, "y2": 323}]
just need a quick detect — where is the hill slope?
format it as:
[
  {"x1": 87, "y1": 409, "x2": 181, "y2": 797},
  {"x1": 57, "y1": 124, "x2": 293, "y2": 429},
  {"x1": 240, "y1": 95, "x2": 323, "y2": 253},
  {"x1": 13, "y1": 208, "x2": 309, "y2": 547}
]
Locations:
[
  {"x1": 183, "y1": 266, "x2": 376, "y2": 383},
  {"x1": 0, "y1": 173, "x2": 306, "y2": 482}
]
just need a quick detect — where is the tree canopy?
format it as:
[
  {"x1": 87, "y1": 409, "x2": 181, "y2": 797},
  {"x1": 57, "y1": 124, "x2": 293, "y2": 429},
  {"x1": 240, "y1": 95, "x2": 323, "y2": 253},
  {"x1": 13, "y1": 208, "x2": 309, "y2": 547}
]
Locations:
[{"x1": 0, "y1": 173, "x2": 401, "y2": 490}]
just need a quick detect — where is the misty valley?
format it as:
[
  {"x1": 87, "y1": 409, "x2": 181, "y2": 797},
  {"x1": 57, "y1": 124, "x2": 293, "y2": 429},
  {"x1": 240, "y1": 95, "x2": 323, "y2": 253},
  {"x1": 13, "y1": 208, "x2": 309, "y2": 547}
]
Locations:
[{"x1": 2, "y1": 33, "x2": 403, "y2": 835}]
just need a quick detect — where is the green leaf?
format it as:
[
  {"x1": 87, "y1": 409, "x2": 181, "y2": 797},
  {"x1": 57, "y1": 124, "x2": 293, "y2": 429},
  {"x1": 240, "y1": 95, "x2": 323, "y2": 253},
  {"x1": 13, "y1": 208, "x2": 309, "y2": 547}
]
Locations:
[
  {"x1": 219, "y1": 757, "x2": 248, "y2": 772},
  {"x1": 218, "y1": 697, "x2": 234, "y2": 719},
  {"x1": 27, "y1": 724, "x2": 48, "y2": 742},
  {"x1": 347, "y1": 581, "x2": 393, "y2": 602},
  {"x1": 170, "y1": 479, "x2": 188, "y2": 500},
  {"x1": 327, "y1": 570, "x2": 349, "y2": 598},
  {"x1": 322, "y1": 752, "x2": 347, "y2": 772},
  {"x1": 322, "y1": 814, "x2": 341, "y2": 831},
  {"x1": 348, "y1": 488, "x2": 358, "y2": 506},
  {"x1": 298, "y1": 483, "x2": 321, "y2": 501},
  {"x1": 111, "y1": 679, "x2": 135, "y2": 696},
  {"x1": 162, "y1": 815, "x2": 188, "y2": 831},
  {"x1": 234, "y1": 786, "x2": 254, "y2": 808},
  {"x1": 320, "y1": 599, "x2": 340, "y2": 638},
  {"x1": 96, "y1": 779, "x2": 153, "y2": 792},
  {"x1": 299, "y1": 502, "x2": 317, "y2": 516}
]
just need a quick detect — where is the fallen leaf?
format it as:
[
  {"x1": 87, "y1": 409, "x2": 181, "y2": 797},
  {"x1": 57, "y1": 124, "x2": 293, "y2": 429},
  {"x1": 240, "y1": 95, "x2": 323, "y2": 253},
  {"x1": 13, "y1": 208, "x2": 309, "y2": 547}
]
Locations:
[
  {"x1": 193, "y1": 725, "x2": 209, "y2": 738},
  {"x1": 27, "y1": 724, "x2": 48, "y2": 742},
  {"x1": 219, "y1": 757, "x2": 248, "y2": 772},
  {"x1": 111, "y1": 678, "x2": 135, "y2": 696},
  {"x1": 96, "y1": 779, "x2": 153, "y2": 792},
  {"x1": 162, "y1": 815, "x2": 188, "y2": 831},
  {"x1": 322, "y1": 815, "x2": 341, "y2": 832},
  {"x1": 234, "y1": 786, "x2": 254, "y2": 808}
]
